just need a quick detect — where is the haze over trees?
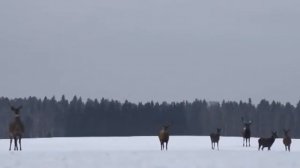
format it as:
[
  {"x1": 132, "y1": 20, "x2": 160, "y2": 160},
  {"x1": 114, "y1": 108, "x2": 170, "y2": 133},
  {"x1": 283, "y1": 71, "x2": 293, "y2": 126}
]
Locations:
[{"x1": 0, "y1": 96, "x2": 299, "y2": 138}]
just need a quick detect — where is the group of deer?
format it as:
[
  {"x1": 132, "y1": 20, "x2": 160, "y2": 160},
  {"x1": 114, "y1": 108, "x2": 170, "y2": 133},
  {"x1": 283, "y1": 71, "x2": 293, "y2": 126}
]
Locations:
[
  {"x1": 158, "y1": 118, "x2": 292, "y2": 151},
  {"x1": 6, "y1": 105, "x2": 293, "y2": 152},
  {"x1": 8, "y1": 106, "x2": 171, "y2": 152},
  {"x1": 209, "y1": 117, "x2": 292, "y2": 151}
]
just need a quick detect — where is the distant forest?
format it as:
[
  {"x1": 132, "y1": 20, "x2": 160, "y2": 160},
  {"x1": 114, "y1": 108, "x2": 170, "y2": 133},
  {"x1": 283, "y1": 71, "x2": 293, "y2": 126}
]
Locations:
[{"x1": 0, "y1": 96, "x2": 299, "y2": 138}]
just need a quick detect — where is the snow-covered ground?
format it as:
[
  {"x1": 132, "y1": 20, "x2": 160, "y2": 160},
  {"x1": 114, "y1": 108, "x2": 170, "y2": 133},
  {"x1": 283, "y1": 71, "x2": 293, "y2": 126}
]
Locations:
[{"x1": 0, "y1": 136, "x2": 299, "y2": 168}]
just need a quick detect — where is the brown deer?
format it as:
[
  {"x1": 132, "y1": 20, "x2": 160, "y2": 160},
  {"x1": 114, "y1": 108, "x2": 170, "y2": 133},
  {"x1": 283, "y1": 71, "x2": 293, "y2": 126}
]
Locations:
[
  {"x1": 241, "y1": 117, "x2": 252, "y2": 147},
  {"x1": 258, "y1": 131, "x2": 277, "y2": 151},
  {"x1": 9, "y1": 105, "x2": 24, "y2": 151},
  {"x1": 283, "y1": 129, "x2": 292, "y2": 152},
  {"x1": 159, "y1": 125, "x2": 169, "y2": 150},
  {"x1": 210, "y1": 128, "x2": 221, "y2": 150}
]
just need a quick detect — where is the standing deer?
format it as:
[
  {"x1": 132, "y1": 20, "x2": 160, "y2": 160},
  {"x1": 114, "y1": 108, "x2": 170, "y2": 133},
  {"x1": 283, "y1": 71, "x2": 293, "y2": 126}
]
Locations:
[
  {"x1": 258, "y1": 131, "x2": 277, "y2": 151},
  {"x1": 159, "y1": 125, "x2": 169, "y2": 151},
  {"x1": 241, "y1": 117, "x2": 252, "y2": 147},
  {"x1": 9, "y1": 105, "x2": 24, "y2": 151},
  {"x1": 210, "y1": 128, "x2": 221, "y2": 150},
  {"x1": 283, "y1": 129, "x2": 292, "y2": 152}
]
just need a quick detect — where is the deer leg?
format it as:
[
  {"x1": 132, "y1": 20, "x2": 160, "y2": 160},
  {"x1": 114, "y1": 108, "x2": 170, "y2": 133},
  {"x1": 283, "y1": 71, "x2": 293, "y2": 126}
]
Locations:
[
  {"x1": 14, "y1": 137, "x2": 18, "y2": 151},
  {"x1": 9, "y1": 137, "x2": 12, "y2": 151},
  {"x1": 288, "y1": 145, "x2": 290, "y2": 152},
  {"x1": 248, "y1": 138, "x2": 250, "y2": 147},
  {"x1": 217, "y1": 142, "x2": 219, "y2": 150},
  {"x1": 16, "y1": 137, "x2": 19, "y2": 151},
  {"x1": 166, "y1": 142, "x2": 168, "y2": 151},
  {"x1": 19, "y1": 136, "x2": 22, "y2": 151},
  {"x1": 243, "y1": 138, "x2": 245, "y2": 147}
]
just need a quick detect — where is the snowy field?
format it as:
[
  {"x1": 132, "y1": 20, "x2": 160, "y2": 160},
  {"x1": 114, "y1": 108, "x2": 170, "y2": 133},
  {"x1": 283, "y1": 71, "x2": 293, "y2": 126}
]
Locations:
[{"x1": 0, "y1": 136, "x2": 299, "y2": 168}]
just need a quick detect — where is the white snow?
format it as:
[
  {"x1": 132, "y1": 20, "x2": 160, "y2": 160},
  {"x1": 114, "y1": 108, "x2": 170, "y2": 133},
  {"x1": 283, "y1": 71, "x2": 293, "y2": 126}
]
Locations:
[{"x1": 0, "y1": 136, "x2": 299, "y2": 168}]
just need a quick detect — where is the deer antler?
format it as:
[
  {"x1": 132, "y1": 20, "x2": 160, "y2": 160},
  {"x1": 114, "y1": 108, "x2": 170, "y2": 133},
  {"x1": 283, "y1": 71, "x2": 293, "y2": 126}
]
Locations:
[
  {"x1": 241, "y1": 117, "x2": 245, "y2": 123},
  {"x1": 17, "y1": 105, "x2": 23, "y2": 110},
  {"x1": 11, "y1": 106, "x2": 17, "y2": 111},
  {"x1": 10, "y1": 105, "x2": 23, "y2": 113}
]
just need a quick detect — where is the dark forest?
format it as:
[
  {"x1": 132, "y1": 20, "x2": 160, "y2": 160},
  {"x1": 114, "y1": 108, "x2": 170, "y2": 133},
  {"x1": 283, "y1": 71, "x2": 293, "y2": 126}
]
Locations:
[{"x1": 0, "y1": 96, "x2": 299, "y2": 138}]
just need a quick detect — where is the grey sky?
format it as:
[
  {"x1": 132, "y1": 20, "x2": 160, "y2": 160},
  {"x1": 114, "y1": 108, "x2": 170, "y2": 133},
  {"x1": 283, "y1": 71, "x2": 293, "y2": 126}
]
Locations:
[{"x1": 1, "y1": 0, "x2": 300, "y2": 104}]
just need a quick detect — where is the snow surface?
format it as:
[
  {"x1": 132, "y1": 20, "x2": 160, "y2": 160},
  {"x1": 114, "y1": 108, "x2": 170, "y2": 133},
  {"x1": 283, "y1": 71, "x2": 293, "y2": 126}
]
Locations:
[{"x1": 0, "y1": 136, "x2": 299, "y2": 168}]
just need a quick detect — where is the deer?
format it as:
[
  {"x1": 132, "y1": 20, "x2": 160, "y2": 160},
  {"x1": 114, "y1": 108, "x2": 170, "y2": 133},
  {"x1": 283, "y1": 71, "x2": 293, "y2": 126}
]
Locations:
[
  {"x1": 258, "y1": 131, "x2": 277, "y2": 151},
  {"x1": 241, "y1": 117, "x2": 252, "y2": 147},
  {"x1": 283, "y1": 129, "x2": 292, "y2": 152},
  {"x1": 159, "y1": 125, "x2": 170, "y2": 151},
  {"x1": 9, "y1": 105, "x2": 25, "y2": 151},
  {"x1": 210, "y1": 128, "x2": 221, "y2": 150}
]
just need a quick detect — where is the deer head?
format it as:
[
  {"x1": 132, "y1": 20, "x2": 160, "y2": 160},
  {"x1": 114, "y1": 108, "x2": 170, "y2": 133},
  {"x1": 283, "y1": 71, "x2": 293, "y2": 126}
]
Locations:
[
  {"x1": 162, "y1": 125, "x2": 169, "y2": 131},
  {"x1": 11, "y1": 105, "x2": 23, "y2": 116},
  {"x1": 241, "y1": 117, "x2": 252, "y2": 129},
  {"x1": 283, "y1": 129, "x2": 290, "y2": 137},
  {"x1": 272, "y1": 131, "x2": 278, "y2": 138}
]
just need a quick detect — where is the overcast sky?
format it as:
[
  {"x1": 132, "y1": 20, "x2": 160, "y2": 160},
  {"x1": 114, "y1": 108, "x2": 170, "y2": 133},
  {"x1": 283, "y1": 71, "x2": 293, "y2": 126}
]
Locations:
[{"x1": 0, "y1": 0, "x2": 300, "y2": 104}]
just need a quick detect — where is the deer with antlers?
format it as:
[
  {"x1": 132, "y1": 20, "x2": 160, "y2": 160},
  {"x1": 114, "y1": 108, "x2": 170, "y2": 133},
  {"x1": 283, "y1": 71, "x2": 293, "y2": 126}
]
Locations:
[
  {"x1": 241, "y1": 117, "x2": 252, "y2": 147},
  {"x1": 9, "y1": 105, "x2": 24, "y2": 151}
]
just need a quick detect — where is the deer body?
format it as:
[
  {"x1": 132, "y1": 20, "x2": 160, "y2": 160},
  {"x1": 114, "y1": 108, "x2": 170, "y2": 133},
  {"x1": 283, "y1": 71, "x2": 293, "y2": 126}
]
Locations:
[
  {"x1": 210, "y1": 128, "x2": 221, "y2": 150},
  {"x1": 159, "y1": 126, "x2": 169, "y2": 151},
  {"x1": 258, "y1": 131, "x2": 277, "y2": 151},
  {"x1": 241, "y1": 118, "x2": 252, "y2": 147},
  {"x1": 9, "y1": 106, "x2": 24, "y2": 151},
  {"x1": 283, "y1": 129, "x2": 292, "y2": 152}
]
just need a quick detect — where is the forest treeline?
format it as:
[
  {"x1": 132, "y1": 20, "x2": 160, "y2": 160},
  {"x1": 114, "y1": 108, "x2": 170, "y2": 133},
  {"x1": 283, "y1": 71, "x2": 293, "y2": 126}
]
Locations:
[{"x1": 0, "y1": 96, "x2": 299, "y2": 138}]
